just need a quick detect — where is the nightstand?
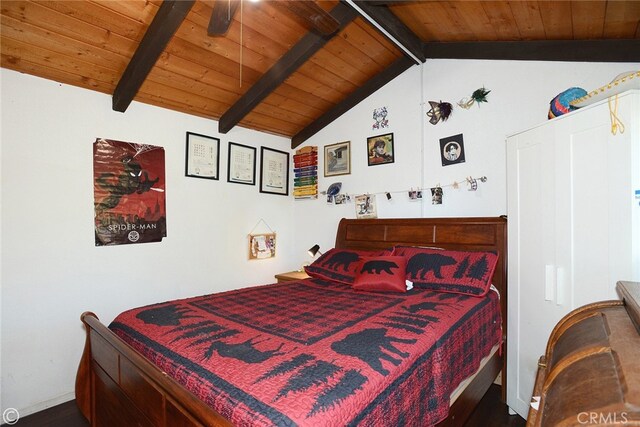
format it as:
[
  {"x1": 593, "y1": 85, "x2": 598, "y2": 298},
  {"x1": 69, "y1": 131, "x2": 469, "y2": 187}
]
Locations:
[{"x1": 275, "y1": 270, "x2": 310, "y2": 283}]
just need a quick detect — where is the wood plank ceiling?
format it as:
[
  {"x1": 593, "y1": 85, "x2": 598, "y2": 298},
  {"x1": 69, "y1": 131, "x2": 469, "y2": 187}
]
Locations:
[{"x1": 2, "y1": 1, "x2": 639, "y2": 148}]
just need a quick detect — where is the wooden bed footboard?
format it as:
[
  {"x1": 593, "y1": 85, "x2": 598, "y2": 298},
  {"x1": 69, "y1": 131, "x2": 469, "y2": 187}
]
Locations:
[
  {"x1": 76, "y1": 311, "x2": 232, "y2": 426},
  {"x1": 76, "y1": 311, "x2": 502, "y2": 426},
  {"x1": 76, "y1": 216, "x2": 507, "y2": 426}
]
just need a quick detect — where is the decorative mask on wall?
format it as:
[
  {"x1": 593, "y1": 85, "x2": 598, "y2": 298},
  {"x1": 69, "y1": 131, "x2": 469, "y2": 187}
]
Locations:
[
  {"x1": 458, "y1": 87, "x2": 491, "y2": 109},
  {"x1": 426, "y1": 101, "x2": 453, "y2": 125}
]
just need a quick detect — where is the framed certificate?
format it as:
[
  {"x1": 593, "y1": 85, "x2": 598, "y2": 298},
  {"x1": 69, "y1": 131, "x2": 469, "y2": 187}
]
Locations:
[
  {"x1": 185, "y1": 132, "x2": 220, "y2": 180},
  {"x1": 260, "y1": 146, "x2": 289, "y2": 196},
  {"x1": 227, "y1": 142, "x2": 256, "y2": 185}
]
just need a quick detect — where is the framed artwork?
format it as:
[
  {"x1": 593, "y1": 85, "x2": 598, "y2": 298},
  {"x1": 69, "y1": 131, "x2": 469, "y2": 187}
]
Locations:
[
  {"x1": 367, "y1": 133, "x2": 394, "y2": 166},
  {"x1": 248, "y1": 233, "x2": 276, "y2": 260},
  {"x1": 185, "y1": 131, "x2": 220, "y2": 180},
  {"x1": 324, "y1": 141, "x2": 351, "y2": 177},
  {"x1": 227, "y1": 142, "x2": 256, "y2": 185},
  {"x1": 439, "y1": 133, "x2": 466, "y2": 166},
  {"x1": 260, "y1": 146, "x2": 289, "y2": 196}
]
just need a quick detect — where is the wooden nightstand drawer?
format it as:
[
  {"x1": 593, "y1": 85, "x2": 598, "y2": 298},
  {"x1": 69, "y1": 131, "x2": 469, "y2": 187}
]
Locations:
[{"x1": 275, "y1": 271, "x2": 310, "y2": 283}]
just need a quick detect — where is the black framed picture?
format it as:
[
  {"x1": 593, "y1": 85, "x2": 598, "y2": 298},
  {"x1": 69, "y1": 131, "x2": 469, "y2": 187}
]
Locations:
[
  {"x1": 185, "y1": 131, "x2": 220, "y2": 180},
  {"x1": 260, "y1": 146, "x2": 289, "y2": 196},
  {"x1": 227, "y1": 142, "x2": 256, "y2": 185},
  {"x1": 439, "y1": 133, "x2": 465, "y2": 166},
  {"x1": 367, "y1": 132, "x2": 394, "y2": 166}
]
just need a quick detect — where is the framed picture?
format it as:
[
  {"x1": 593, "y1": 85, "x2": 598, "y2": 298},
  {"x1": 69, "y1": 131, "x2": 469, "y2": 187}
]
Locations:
[
  {"x1": 439, "y1": 133, "x2": 466, "y2": 166},
  {"x1": 367, "y1": 133, "x2": 394, "y2": 166},
  {"x1": 185, "y1": 131, "x2": 220, "y2": 180},
  {"x1": 227, "y1": 142, "x2": 256, "y2": 185},
  {"x1": 324, "y1": 141, "x2": 350, "y2": 177},
  {"x1": 260, "y1": 146, "x2": 289, "y2": 195},
  {"x1": 248, "y1": 233, "x2": 276, "y2": 260}
]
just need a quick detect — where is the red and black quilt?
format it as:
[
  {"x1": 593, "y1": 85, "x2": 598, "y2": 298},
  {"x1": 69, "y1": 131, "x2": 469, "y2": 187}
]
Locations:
[{"x1": 109, "y1": 278, "x2": 501, "y2": 426}]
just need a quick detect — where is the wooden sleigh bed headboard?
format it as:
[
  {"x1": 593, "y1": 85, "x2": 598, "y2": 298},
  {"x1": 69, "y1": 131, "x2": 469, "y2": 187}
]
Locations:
[
  {"x1": 76, "y1": 216, "x2": 507, "y2": 427},
  {"x1": 335, "y1": 216, "x2": 507, "y2": 327}
]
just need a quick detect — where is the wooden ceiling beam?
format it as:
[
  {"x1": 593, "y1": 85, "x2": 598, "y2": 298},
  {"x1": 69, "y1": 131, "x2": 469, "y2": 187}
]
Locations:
[
  {"x1": 272, "y1": 1, "x2": 340, "y2": 36},
  {"x1": 291, "y1": 55, "x2": 414, "y2": 149},
  {"x1": 350, "y1": 1, "x2": 425, "y2": 63},
  {"x1": 112, "y1": 0, "x2": 195, "y2": 112},
  {"x1": 217, "y1": 2, "x2": 358, "y2": 134},
  {"x1": 423, "y1": 40, "x2": 640, "y2": 62},
  {"x1": 208, "y1": 0, "x2": 240, "y2": 36}
]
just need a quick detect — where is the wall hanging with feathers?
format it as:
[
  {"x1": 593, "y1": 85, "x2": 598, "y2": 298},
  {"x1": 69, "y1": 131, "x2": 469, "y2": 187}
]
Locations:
[
  {"x1": 458, "y1": 87, "x2": 491, "y2": 109},
  {"x1": 426, "y1": 101, "x2": 453, "y2": 125}
]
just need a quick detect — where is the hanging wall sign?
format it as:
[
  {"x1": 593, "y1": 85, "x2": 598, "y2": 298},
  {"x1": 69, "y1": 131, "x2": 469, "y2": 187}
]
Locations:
[
  {"x1": 248, "y1": 218, "x2": 276, "y2": 260},
  {"x1": 249, "y1": 233, "x2": 276, "y2": 260},
  {"x1": 93, "y1": 138, "x2": 167, "y2": 246}
]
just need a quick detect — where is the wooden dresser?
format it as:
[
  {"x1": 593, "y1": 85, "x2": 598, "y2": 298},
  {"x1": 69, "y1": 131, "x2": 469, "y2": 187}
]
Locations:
[{"x1": 527, "y1": 281, "x2": 640, "y2": 426}]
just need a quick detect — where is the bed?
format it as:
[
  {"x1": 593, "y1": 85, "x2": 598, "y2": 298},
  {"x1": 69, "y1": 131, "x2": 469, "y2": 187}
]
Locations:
[{"x1": 76, "y1": 216, "x2": 507, "y2": 426}]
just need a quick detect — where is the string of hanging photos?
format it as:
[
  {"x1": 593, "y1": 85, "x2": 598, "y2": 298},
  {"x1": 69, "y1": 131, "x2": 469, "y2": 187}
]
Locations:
[{"x1": 320, "y1": 176, "x2": 488, "y2": 205}]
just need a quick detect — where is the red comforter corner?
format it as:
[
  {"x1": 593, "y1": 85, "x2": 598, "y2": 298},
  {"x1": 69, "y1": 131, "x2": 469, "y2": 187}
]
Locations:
[{"x1": 109, "y1": 278, "x2": 501, "y2": 426}]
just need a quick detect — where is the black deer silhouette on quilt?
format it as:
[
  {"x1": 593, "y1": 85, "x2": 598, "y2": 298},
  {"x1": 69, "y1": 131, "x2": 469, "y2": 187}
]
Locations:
[{"x1": 206, "y1": 338, "x2": 285, "y2": 363}]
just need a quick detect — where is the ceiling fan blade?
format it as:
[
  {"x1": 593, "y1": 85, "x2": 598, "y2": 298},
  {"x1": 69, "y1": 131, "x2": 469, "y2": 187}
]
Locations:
[
  {"x1": 274, "y1": 1, "x2": 340, "y2": 36},
  {"x1": 208, "y1": 0, "x2": 240, "y2": 36}
]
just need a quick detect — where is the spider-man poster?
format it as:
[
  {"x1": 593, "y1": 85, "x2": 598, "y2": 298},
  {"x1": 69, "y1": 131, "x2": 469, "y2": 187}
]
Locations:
[{"x1": 94, "y1": 138, "x2": 167, "y2": 246}]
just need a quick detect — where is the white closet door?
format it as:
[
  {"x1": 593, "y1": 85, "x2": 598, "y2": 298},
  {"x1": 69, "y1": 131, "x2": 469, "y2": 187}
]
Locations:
[
  {"x1": 553, "y1": 94, "x2": 635, "y2": 308},
  {"x1": 506, "y1": 125, "x2": 565, "y2": 418}
]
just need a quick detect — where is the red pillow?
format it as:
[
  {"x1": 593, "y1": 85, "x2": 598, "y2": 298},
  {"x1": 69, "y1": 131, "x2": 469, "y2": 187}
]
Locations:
[
  {"x1": 305, "y1": 248, "x2": 392, "y2": 285},
  {"x1": 393, "y1": 246, "x2": 498, "y2": 297},
  {"x1": 352, "y1": 256, "x2": 407, "y2": 293}
]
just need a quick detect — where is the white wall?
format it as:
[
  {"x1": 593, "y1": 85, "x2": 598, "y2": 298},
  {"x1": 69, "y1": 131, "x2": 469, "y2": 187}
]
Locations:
[
  {"x1": 292, "y1": 59, "x2": 638, "y2": 259},
  {"x1": 2, "y1": 58, "x2": 638, "y2": 417},
  {"x1": 0, "y1": 69, "x2": 295, "y2": 415},
  {"x1": 293, "y1": 66, "x2": 425, "y2": 257}
]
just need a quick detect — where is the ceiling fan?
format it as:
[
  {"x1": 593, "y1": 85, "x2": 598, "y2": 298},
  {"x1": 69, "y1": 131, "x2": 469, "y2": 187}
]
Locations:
[{"x1": 208, "y1": 0, "x2": 341, "y2": 37}]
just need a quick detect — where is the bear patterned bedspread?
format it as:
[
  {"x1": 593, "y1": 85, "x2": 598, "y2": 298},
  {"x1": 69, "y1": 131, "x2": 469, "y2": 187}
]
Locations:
[{"x1": 109, "y1": 278, "x2": 502, "y2": 427}]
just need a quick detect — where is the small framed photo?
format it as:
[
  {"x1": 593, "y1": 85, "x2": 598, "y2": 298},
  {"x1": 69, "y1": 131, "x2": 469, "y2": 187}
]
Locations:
[
  {"x1": 355, "y1": 194, "x2": 377, "y2": 219},
  {"x1": 367, "y1": 133, "x2": 394, "y2": 166},
  {"x1": 227, "y1": 142, "x2": 256, "y2": 185},
  {"x1": 324, "y1": 141, "x2": 351, "y2": 177},
  {"x1": 260, "y1": 146, "x2": 289, "y2": 196},
  {"x1": 439, "y1": 133, "x2": 465, "y2": 166},
  {"x1": 185, "y1": 132, "x2": 220, "y2": 180}
]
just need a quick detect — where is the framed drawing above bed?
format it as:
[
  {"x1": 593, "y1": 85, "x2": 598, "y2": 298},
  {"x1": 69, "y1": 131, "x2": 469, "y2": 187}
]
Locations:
[
  {"x1": 227, "y1": 142, "x2": 256, "y2": 186},
  {"x1": 260, "y1": 146, "x2": 289, "y2": 196}
]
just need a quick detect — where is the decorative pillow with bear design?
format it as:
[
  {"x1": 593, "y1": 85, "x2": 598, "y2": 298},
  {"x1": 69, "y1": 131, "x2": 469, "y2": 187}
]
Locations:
[
  {"x1": 352, "y1": 256, "x2": 408, "y2": 293},
  {"x1": 393, "y1": 246, "x2": 498, "y2": 297},
  {"x1": 304, "y1": 248, "x2": 392, "y2": 285}
]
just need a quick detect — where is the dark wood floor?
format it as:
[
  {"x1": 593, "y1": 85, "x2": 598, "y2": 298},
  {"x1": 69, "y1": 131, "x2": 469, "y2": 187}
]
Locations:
[{"x1": 14, "y1": 384, "x2": 524, "y2": 426}]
